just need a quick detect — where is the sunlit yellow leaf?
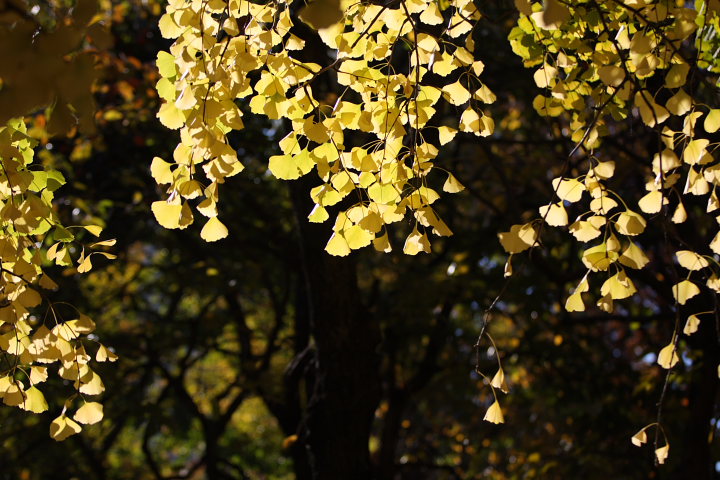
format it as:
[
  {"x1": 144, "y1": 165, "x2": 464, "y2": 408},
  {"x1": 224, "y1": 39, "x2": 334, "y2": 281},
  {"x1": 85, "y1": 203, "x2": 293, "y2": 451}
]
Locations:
[
  {"x1": 96, "y1": 344, "x2": 118, "y2": 362},
  {"x1": 582, "y1": 243, "x2": 618, "y2": 271},
  {"x1": 438, "y1": 126, "x2": 457, "y2": 145},
  {"x1": 151, "y1": 201, "x2": 182, "y2": 229},
  {"x1": 569, "y1": 220, "x2": 601, "y2": 242},
  {"x1": 600, "y1": 270, "x2": 636, "y2": 300},
  {"x1": 705, "y1": 109, "x2": 720, "y2": 133},
  {"x1": 672, "y1": 202, "x2": 687, "y2": 224},
  {"x1": 619, "y1": 242, "x2": 650, "y2": 270},
  {"x1": 157, "y1": 102, "x2": 185, "y2": 129},
  {"x1": 708, "y1": 275, "x2": 720, "y2": 293},
  {"x1": 442, "y1": 81, "x2": 471, "y2": 106},
  {"x1": 676, "y1": 250, "x2": 709, "y2": 271},
  {"x1": 403, "y1": 228, "x2": 431, "y2": 255},
  {"x1": 19, "y1": 386, "x2": 48, "y2": 413},
  {"x1": 483, "y1": 400, "x2": 504, "y2": 424},
  {"x1": 552, "y1": 177, "x2": 584, "y2": 203},
  {"x1": 151, "y1": 157, "x2": 174, "y2": 184},
  {"x1": 565, "y1": 292, "x2": 585, "y2": 312},
  {"x1": 443, "y1": 174, "x2": 464, "y2": 193},
  {"x1": 490, "y1": 369, "x2": 506, "y2": 392},
  {"x1": 200, "y1": 217, "x2": 229, "y2": 242},
  {"x1": 344, "y1": 224, "x2": 373, "y2": 250},
  {"x1": 683, "y1": 139, "x2": 709, "y2": 165},
  {"x1": 326, "y1": 232, "x2": 351, "y2": 256},
  {"x1": 598, "y1": 65, "x2": 624, "y2": 87},
  {"x1": 638, "y1": 190, "x2": 664, "y2": 214},
  {"x1": 73, "y1": 402, "x2": 104, "y2": 425},
  {"x1": 77, "y1": 254, "x2": 93, "y2": 274},
  {"x1": 631, "y1": 428, "x2": 647, "y2": 447},
  {"x1": 156, "y1": 51, "x2": 177, "y2": 78},
  {"x1": 539, "y1": 202, "x2": 568, "y2": 226},
  {"x1": 84, "y1": 225, "x2": 103, "y2": 237},
  {"x1": 615, "y1": 211, "x2": 646, "y2": 236},
  {"x1": 498, "y1": 223, "x2": 537, "y2": 254},
  {"x1": 684, "y1": 315, "x2": 700, "y2": 335},
  {"x1": 657, "y1": 342, "x2": 679, "y2": 369},
  {"x1": 50, "y1": 415, "x2": 82, "y2": 441},
  {"x1": 655, "y1": 444, "x2": 669, "y2": 464},
  {"x1": 30, "y1": 366, "x2": 48, "y2": 385},
  {"x1": 531, "y1": 0, "x2": 569, "y2": 30},
  {"x1": 672, "y1": 280, "x2": 700, "y2": 304}
]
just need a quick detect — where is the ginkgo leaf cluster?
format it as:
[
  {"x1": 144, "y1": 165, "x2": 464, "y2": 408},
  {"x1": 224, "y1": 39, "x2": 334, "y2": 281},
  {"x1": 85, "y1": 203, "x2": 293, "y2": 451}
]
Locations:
[{"x1": 153, "y1": 0, "x2": 492, "y2": 255}]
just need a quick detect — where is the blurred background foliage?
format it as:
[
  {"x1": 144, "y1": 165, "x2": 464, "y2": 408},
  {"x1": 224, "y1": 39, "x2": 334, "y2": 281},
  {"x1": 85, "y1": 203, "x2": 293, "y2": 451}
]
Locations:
[{"x1": 0, "y1": 0, "x2": 718, "y2": 479}]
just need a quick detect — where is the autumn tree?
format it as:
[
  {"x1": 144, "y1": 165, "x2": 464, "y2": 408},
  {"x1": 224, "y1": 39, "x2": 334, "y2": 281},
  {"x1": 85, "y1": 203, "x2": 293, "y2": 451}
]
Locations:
[{"x1": 3, "y1": 0, "x2": 720, "y2": 478}]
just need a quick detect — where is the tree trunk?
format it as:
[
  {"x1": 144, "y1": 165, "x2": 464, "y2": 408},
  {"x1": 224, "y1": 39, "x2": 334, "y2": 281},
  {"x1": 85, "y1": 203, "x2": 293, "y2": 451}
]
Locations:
[{"x1": 288, "y1": 179, "x2": 382, "y2": 480}]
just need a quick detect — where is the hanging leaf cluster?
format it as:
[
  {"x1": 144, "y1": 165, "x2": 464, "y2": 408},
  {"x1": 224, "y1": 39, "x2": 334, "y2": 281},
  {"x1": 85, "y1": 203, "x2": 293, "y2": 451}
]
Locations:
[
  {"x1": 153, "y1": 0, "x2": 493, "y2": 253},
  {"x1": 0, "y1": 0, "x2": 116, "y2": 439},
  {"x1": 0, "y1": 119, "x2": 115, "y2": 440}
]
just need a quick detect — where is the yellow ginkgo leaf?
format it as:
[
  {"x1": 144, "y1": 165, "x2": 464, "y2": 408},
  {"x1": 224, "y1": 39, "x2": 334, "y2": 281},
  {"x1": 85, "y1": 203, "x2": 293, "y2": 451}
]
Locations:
[
  {"x1": 151, "y1": 201, "x2": 182, "y2": 229},
  {"x1": 582, "y1": 243, "x2": 618, "y2": 271},
  {"x1": 50, "y1": 415, "x2": 82, "y2": 441},
  {"x1": 84, "y1": 225, "x2": 103, "y2": 237},
  {"x1": 483, "y1": 400, "x2": 504, "y2": 424},
  {"x1": 565, "y1": 292, "x2": 585, "y2": 312},
  {"x1": 569, "y1": 220, "x2": 601, "y2": 242},
  {"x1": 665, "y1": 62, "x2": 689, "y2": 88},
  {"x1": 308, "y1": 204, "x2": 329, "y2": 223},
  {"x1": 30, "y1": 366, "x2": 48, "y2": 384},
  {"x1": 498, "y1": 223, "x2": 537, "y2": 254},
  {"x1": 676, "y1": 250, "x2": 709, "y2": 271},
  {"x1": 442, "y1": 81, "x2": 471, "y2": 106},
  {"x1": 683, "y1": 314, "x2": 700, "y2": 335},
  {"x1": 551, "y1": 177, "x2": 584, "y2": 203},
  {"x1": 373, "y1": 232, "x2": 392, "y2": 253},
  {"x1": 437, "y1": 126, "x2": 457, "y2": 145},
  {"x1": 419, "y1": 2, "x2": 443, "y2": 25},
  {"x1": 705, "y1": 109, "x2": 720, "y2": 133},
  {"x1": 683, "y1": 139, "x2": 709, "y2": 165},
  {"x1": 531, "y1": 0, "x2": 569, "y2": 30},
  {"x1": 325, "y1": 232, "x2": 351, "y2": 256},
  {"x1": 77, "y1": 254, "x2": 93, "y2": 274},
  {"x1": 344, "y1": 224, "x2": 373, "y2": 250},
  {"x1": 157, "y1": 102, "x2": 185, "y2": 129},
  {"x1": 631, "y1": 428, "x2": 647, "y2": 447},
  {"x1": 600, "y1": 271, "x2": 636, "y2": 300},
  {"x1": 598, "y1": 65, "x2": 625, "y2": 87},
  {"x1": 671, "y1": 202, "x2": 687, "y2": 224},
  {"x1": 19, "y1": 386, "x2": 48, "y2": 413},
  {"x1": 655, "y1": 444, "x2": 670, "y2": 464},
  {"x1": 443, "y1": 174, "x2": 464, "y2": 193},
  {"x1": 73, "y1": 402, "x2": 104, "y2": 425},
  {"x1": 96, "y1": 344, "x2": 118, "y2": 362},
  {"x1": 657, "y1": 342, "x2": 679, "y2": 369},
  {"x1": 619, "y1": 242, "x2": 650, "y2": 270},
  {"x1": 615, "y1": 211, "x2": 646, "y2": 236},
  {"x1": 78, "y1": 371, "x2": 105, "y2": 395},
  {"x1": 707, "y1": 275, "x2": 720, "y2": 293},
  {"x1": 490, "y1": 369, "x2": 505, "y2": 391},
  {"x1": 200, "y1": 217, "x2": 228, "y2": 242},
  {"x1": 638, "y1": 190, "x2": 664, "y2": 214},
  {"x1": 403, "y1": 228, "x2": 431, "y2": 255},
  {"x1": 672, "y1": 280, "x2": 700, "y2": 304},
  {"x1": 539, "y1": 202, "x2": 568, "y2": 226}
]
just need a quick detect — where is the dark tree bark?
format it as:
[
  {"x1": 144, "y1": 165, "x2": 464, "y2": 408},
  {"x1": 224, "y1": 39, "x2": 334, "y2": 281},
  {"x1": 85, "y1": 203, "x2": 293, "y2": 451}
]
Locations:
[
  {"x1": 288, "y1": 178, "x2": 383, "y2": 480},
  {"x1": 669, "y1": 309, "x2": 720, "y2": 480}
]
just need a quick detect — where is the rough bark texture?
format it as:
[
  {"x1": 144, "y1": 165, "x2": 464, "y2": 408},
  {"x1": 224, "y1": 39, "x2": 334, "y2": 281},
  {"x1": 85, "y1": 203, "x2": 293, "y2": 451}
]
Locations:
[
  {"x1": 289, "y1": 178, "x2": 383, "y2": 480},
  {"x1": 671, "y1": 311, "x2": 719, "y2": 480}
]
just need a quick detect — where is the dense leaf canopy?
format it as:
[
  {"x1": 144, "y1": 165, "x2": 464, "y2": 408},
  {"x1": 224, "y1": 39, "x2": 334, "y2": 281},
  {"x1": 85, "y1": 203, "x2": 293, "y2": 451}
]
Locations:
[{"x1": 1, "y1": 0, "x2": 720, "y2": 478}]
